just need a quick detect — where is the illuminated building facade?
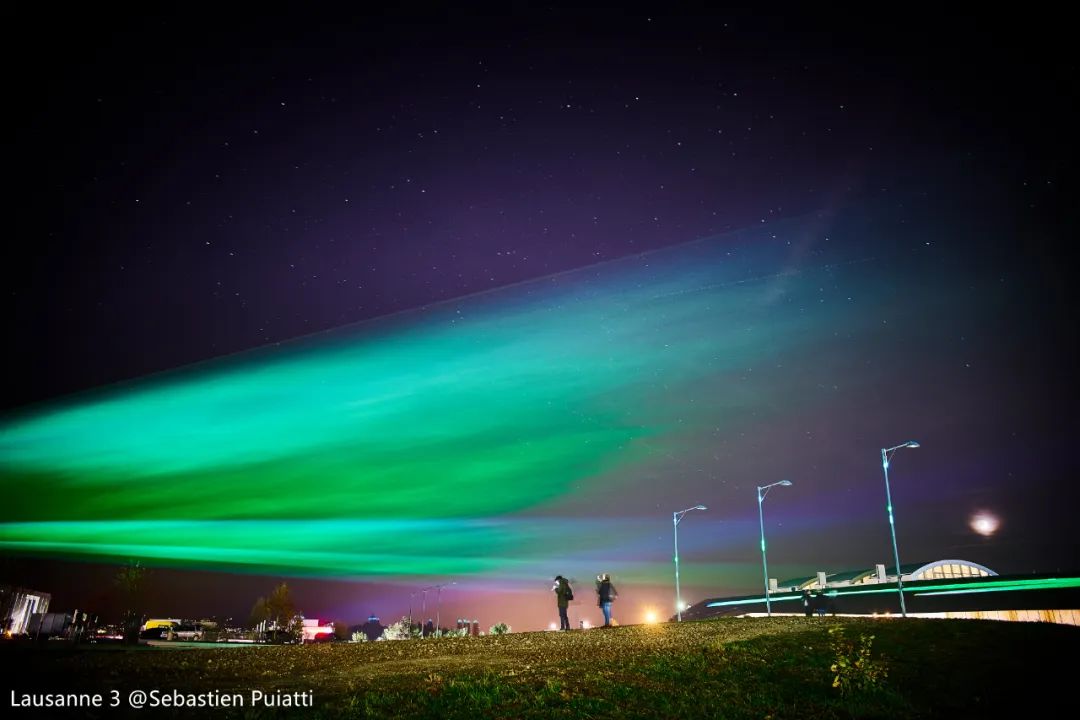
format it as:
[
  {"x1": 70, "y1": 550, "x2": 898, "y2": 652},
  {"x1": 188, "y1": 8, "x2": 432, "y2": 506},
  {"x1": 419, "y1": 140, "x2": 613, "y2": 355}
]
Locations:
[{"x1": 0, "y1": 585, "x2": 51, "y2": 636}]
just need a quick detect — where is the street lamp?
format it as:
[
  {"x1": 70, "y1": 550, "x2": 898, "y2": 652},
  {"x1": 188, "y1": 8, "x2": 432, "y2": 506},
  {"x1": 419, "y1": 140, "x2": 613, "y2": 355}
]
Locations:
[
  {"x1": 433, "y1": 581, "x2": 456, "y2": 636},
  {"x1": 756, "y1": 479, "x2": 793, "y2": 616},
  {"x1": 673, "y1": 504, "x2": 707, "y2": 621},
  {"x1": 881, "y1": 441, "x2": 920, "y2": 617},
  {"x1": 416, "y1": 586, "x2": 432, "y2": 636}
]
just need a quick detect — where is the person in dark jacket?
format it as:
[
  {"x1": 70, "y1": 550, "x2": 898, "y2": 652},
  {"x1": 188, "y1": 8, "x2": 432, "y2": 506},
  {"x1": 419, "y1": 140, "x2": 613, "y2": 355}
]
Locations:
[
  {"x1": 596, "y1": 573, "x2": 618, "y2": 627},
  {"x1": 802, "y1": 590, "x2": 813, "y2": 617},
  {"x1": 553, "y1": 575, "x2": 572, "y2": 630},
  {"x1": 814, "y1": 592, "x2": 828, "y2": 617}
]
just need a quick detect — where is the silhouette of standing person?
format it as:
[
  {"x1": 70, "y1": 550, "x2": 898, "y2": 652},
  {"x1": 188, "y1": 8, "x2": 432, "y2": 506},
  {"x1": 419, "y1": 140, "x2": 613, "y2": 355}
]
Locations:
[
  {"x1": 596, "y1": 573, "x2": 617, "y2": 627},
  {"x1": 553, "y1": 575, "x2": 572, "y2": 630}
]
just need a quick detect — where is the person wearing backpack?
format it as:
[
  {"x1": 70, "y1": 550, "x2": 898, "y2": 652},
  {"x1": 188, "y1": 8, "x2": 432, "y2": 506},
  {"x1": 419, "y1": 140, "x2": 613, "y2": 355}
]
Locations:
[
  {"x1": 596, "y1": 573, "x2": 618, "y2": 627},
  {"x1": 553, "y1": 575, "x2": 573, "y2": 630}
]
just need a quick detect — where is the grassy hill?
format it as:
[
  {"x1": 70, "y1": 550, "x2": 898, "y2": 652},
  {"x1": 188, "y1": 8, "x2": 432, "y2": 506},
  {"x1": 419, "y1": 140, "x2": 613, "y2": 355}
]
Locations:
[{"x1": 3, "y1": 617, "x2": 1077, "y2": 718}]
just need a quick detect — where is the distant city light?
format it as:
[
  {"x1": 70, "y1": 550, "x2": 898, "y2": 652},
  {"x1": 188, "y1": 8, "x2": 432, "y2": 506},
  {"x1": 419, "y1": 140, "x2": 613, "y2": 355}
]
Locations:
[
  {"x1": 581, "y1": 620, "x2": 591, "y2": 629},
  {"x1": 645, "y1": 610, "x2": 658, "y2": 624},
  {"x1": 970, "y1": 511, "x2": 1001, "y2": 537},
  {"x1": 548, "y1": 622, "x2": 557, "y2": 631}
]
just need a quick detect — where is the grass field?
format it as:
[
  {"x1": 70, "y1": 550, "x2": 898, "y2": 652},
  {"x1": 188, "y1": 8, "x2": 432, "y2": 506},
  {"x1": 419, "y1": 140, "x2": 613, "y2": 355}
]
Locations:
[{"x1": 3, "y1": 617, "x2": 1077, "y2": 718}]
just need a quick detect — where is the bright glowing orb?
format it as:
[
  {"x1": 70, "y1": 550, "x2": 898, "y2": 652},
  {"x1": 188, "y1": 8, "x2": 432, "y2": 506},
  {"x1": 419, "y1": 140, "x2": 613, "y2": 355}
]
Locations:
[
  {"x1": 548, "y1": 622, "x2": 558, "y2": 631},
  {"x1": 970, "y1": 511, "x2": 1000, "y2": 537},
  {"x1": 645, "y1": 610, "x2": 658, "y2": 624}
]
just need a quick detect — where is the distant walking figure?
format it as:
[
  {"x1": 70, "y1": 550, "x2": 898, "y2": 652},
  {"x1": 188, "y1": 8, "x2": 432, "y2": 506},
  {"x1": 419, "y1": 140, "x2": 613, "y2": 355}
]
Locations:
[
  {"x1": 596, "y1": 573, "x2": 618, "y2": 627},
  {"x1": 802, "y1": 590, "x2": 813, "y2": 617},
  {"x1": 554, "y1": 575, "x2": 573, "y2": 630}
]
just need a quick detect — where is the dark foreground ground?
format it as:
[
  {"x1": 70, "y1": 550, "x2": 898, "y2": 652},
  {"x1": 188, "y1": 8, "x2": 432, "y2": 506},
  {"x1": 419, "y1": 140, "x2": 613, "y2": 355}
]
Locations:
[{"x1": 3, "y1": 617, "x2": 1077, "y2": 718}]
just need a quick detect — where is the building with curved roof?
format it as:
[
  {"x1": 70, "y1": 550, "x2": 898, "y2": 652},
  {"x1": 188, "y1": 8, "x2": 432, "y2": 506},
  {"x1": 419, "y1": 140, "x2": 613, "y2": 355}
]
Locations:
[
  {"x1": 779, "y1": 559, "x2": 996, "y2": 591},
  {"x1": 680, "y1": 560, "x2": 1080, "y2": 626}
]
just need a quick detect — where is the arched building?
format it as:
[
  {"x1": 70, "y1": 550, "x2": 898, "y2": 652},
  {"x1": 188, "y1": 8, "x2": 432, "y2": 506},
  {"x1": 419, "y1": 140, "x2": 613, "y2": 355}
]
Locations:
[
  {"x1": 779, "y1": 559, "x2": 997, "y2": 591},
  {"x1": 680, "y1": 560, "x2": 1080, "y2": 625}
]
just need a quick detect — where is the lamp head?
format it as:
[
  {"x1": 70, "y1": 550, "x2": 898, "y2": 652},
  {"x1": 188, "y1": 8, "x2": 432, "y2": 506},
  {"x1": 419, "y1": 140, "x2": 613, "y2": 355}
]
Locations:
[
  {"x1": 695, "y1": 505, "x2": 707, "y2": 510},
  {"x1": 778, "y1": 480, "x2": 793, "y2": 486},
  {"x1": 905, "y1": 441, "x2": 921, "y2": 448}
]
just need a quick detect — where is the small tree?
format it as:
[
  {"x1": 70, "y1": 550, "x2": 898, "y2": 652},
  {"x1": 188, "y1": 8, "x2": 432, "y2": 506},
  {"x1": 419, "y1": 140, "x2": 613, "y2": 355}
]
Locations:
[
  {"x1": 380, "y1": 617, "x2": 413, "y2": 641},
  {"x1": 251, "y1": 583, "x2": 301, "y2": 643},
  {"x1": 489, "y1": 623, "x2": 510, "y2": 635},
  {"x1": 350, "y1": 630, "x2": 369, "y2": 643},
  {"x1": 829, "y1": 626, "x2": 889, "y2": 695},
  {"x1": 249, "y1": 597, "x2": 270, "y2": 629},
  {"x1": 266, "y1": 583, "x2": 296, "y2": 625}
]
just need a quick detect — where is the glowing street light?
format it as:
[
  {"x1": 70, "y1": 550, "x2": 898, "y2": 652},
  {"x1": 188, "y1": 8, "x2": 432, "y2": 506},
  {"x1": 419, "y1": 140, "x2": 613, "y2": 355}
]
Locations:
[
  {"x1": 416, "y1": 587, "x2": 431, "y2": 636},
  {"x1": 881, "y1": 441, "x2": 920, "y2": 617},
  {"x1": 673, "y1": 504, "x2": 707, "y2": 621},
  {"x1": 408, "y1": 589, "x2": 427, "y2": 634},
  {"x1": 756, "y1": 479, "x2": 793, "y2": 617},
  {"x1": 433, "y1": 581, "x2": 456, "y2": 635}
]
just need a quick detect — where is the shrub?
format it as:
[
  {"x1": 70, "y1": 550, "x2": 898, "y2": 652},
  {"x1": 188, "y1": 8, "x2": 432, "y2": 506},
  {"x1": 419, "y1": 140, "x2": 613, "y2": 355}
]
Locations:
[
  {"x1": 437, "y1": 627, "x2": 469, "y2": 638},
  {"x1": 380, "y1": 617, "x2": 414, "y2": 641},
  {"x1": 489, "y1": 623, "x2": 510, "y2": 635},
  {"x1": 828, "y1": 626, "x2": 888, "y2": 695}
]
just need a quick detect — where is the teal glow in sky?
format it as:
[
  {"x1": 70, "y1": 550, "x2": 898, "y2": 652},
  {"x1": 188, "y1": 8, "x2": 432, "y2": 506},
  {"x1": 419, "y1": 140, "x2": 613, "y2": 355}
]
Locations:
[
  {"x1": 1, "y1": 215, "x2": 882, "y2": 575},
  {"x1": 0, "y1": 204, "x2": 1046, "y2": 597}
]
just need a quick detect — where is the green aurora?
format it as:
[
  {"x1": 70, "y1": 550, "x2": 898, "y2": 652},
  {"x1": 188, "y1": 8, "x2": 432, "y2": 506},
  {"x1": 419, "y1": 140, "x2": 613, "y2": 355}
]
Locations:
[{"x1": 0, "y1": 213, "x2": 965, "y2": 580}]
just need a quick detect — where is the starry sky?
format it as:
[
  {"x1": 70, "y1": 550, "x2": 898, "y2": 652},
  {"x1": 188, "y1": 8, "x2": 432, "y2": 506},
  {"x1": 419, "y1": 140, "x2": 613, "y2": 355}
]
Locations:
[{"x1": 2, "y1": 6, "x2": 1075, "y2": 632}]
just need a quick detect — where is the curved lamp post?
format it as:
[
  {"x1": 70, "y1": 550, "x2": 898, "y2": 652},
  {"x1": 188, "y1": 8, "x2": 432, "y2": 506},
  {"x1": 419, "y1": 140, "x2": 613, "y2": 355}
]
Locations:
[
  {"x1": 673, "y1": 505, "x2": 707, "y2": 621},
  {"x1": 881, "y1": 441, "x2": 920, "y2": 617},
  {"x1": 756, "y1": 480, "x2": 793, "y2": 616}
]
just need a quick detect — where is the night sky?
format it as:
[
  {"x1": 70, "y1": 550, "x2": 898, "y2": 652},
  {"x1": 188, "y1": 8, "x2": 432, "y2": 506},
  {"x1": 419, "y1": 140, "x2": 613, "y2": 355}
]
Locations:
[{"x1": 2, "y1": 6, "x2": 1076, "y2": 633}]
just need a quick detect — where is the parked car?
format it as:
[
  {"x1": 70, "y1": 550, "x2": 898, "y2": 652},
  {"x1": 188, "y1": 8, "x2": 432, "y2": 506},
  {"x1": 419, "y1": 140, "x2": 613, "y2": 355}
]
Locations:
[
  {"x1": 138, "y1": 623, "x2": 204, "y2": 641},
  {"x1": 139, "y1": 626, "x2": 170, "y2": 640},
  {"x1": 172, "y1": 623, "x2": 203, "y2": 641}
]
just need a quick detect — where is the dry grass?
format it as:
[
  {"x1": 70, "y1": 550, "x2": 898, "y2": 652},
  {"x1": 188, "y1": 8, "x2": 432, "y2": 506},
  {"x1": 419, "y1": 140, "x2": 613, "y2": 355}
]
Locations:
[{"x1": 3, "y1": 617, "x2": 1077, "y2": 718}]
